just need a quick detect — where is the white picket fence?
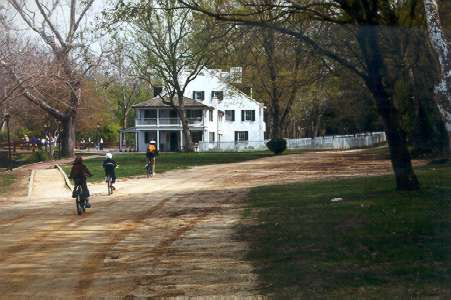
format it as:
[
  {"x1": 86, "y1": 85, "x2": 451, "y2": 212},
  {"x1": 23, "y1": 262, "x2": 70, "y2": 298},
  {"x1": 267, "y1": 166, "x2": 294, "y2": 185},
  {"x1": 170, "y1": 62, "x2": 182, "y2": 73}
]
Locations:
[
  {"x1": 197, "y1": 132, "x2": 386, "y2": 152},
  {"x1": 285, "y1": 132, "x2": 386, "y2": 150}
]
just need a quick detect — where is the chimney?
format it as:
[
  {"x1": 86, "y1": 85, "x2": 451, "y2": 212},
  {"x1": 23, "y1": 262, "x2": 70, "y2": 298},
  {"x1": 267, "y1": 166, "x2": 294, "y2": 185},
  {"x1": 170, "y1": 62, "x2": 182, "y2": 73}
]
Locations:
[
  {"x1": 229, "y1": 67, "x2": 242, "y2": 83},
  {"x1": 153, "y1": 86, "x2": 163, "y2": 97}
]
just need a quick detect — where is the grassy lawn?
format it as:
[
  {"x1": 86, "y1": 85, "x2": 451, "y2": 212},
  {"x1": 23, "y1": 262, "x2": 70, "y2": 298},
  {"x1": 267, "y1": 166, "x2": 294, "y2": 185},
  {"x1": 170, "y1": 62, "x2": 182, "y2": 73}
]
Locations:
[
  {"x1": 0, "y1": 172, "x2": 15, "y2": 195},
  {"x1": 240, "y1": 162, "x2": 451, "y2": 298},
  {"x1": 63, "y1": 151, "x2": 275, "y2": 182}
]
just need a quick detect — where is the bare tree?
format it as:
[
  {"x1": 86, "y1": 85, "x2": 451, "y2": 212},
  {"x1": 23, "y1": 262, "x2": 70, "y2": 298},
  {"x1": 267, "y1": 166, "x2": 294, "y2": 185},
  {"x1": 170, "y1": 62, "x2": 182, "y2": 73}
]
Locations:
[
  {"x1": 97, "y1": 36, "x2": 150, "y2": 148},
  {"x1": 3, "y1": 0, "x2": 96, "y2": 156},
  {"x1": 0, "y1": 11, "x2": 23, "y2": 128}
]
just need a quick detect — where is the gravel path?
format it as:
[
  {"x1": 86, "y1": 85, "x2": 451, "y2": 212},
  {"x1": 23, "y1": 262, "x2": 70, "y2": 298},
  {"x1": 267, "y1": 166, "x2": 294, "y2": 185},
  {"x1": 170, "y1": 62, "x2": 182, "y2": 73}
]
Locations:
[{"x1": 0, "y1": 150, "x2": 422, "y2": 298}]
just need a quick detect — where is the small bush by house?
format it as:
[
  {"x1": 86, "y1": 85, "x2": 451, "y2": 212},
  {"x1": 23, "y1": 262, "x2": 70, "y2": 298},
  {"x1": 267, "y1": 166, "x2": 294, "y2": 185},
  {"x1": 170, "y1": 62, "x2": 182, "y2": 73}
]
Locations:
[{"x1": 266, "y1": 138, "x2": 287, "y2": 154}]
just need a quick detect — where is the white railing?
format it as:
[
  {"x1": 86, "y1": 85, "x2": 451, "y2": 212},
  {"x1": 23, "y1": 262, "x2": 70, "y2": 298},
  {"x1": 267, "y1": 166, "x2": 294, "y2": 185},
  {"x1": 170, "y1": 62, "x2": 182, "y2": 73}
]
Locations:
[
  {"x1": 196, "y1": 132, "x2": 386, "y2": 152},
  {"x1": 135, "y1": 117, "x2": 203, "y2": 126},
  {"x1": 159, "y1": 118, "x2": 181, "y2": 125},
  {"x1": 187, "y1": 117, "x2": 203, "y2": 126},
  {"x1": 136, "y1": 118, "x2": 157, "y2": 125}
]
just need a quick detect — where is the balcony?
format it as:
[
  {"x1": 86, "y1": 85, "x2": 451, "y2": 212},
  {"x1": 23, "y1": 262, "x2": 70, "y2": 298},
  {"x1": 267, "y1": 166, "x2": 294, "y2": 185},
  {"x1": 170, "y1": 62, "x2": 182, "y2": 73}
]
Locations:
[{"x1": 136, "y1": 117, "x2": 204, "y2": 127}]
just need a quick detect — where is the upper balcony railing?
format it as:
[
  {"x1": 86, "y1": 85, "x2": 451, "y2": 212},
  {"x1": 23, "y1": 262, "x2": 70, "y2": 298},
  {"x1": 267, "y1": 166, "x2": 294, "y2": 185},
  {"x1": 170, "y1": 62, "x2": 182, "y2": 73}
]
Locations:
[{"x1": 136, "y1": 117, "x2": 203, "y2": 126}]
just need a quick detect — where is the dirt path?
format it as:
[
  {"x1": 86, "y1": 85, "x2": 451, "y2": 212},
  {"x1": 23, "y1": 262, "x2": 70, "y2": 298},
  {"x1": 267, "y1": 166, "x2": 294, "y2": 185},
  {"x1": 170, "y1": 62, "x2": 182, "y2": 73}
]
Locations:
[
  {"x1": 0, "y1": 150, "x2": 423, "y2": 298},
  {"x1": 31, "y1": 168, "x2": 70, "y2": 200}
]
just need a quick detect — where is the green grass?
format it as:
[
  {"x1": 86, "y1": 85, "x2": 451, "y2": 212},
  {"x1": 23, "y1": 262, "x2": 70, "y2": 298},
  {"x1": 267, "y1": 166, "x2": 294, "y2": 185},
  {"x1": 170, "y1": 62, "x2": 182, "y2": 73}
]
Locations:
[
  {"x1": 240, "y1": 162, "x2": 451, "y2": 298},
  {"x1": 63, "y1": 151, "x2": 276, "y2": 182},
  {"x1": 0, "y1": 173, "x2": 15, "y2": 195}
]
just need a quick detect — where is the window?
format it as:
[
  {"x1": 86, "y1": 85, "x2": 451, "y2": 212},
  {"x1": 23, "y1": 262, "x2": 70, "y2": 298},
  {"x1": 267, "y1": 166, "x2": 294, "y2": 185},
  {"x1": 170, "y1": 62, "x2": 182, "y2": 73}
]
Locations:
[
  {"x1": 234, "y1": 131, "x2": 248, "y2": 142},
  {"x1": 225, "y1": 110, "x2": 235, "y2": 121},
  {"x1": 241, "y1": 110, "x2": 255, "y2": 121},
  {"x1": 211, "y1": 91, "x2": 224, "y2": 101},
  {"x1": 193, "y1": 91, "x2": 205, "y2": 101},
  {"x1": 191, "y1": 131, "x2": 203, "y2": 143},
  {"x1": 218, "y1": 111, "x2": 224, "y2": 122},
  {"x1": 186, "y1": 110, "x2": 202, "y2": 119},
  {"x1": 209, "y1": 110, "x2": 213, "y2": 121},
  {"x1": 209, "y1": 132, "x2": 215, "y2": 142},
  {"x1": 144, "y1": 109, "x2": 157, "y2": 119}
]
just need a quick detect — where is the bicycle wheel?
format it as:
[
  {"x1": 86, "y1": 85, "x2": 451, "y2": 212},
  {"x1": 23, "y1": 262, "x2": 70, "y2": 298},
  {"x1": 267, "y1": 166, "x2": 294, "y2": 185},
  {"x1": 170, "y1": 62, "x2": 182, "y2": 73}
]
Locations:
[
  {"x1": 146, "y1": 164, "x2": 151, "y2": 178},
  {"x1": 76, "y1": 194, "x2": 83, "y2": 215},
  {"x1": 107, "y1": 177, "x2": 113, "y2": 195}
]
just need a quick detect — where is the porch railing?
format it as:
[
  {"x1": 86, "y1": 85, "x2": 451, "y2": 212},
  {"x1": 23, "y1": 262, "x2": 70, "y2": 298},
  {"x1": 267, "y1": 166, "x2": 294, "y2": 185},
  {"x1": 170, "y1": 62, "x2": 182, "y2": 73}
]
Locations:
[{"x1": 135, "y1": 117, "x2": 203, "y2": 126}]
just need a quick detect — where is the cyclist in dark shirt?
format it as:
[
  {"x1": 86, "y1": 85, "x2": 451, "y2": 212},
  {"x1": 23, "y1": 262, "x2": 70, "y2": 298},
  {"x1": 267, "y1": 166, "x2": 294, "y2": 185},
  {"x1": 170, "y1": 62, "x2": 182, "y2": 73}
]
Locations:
[
  {"x1": 103, "y1": 152, "x2": 117, "y2": 190},
  {"x1": 69, "y1": 156, "x2": 92, "y2": 208}
]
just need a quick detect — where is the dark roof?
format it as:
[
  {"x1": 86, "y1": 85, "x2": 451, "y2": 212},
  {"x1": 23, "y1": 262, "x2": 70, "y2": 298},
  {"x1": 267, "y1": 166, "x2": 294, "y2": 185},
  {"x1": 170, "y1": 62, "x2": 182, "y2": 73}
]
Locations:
[{"x1": 133, "y1": 96, "x2": 211, "y2": 109}]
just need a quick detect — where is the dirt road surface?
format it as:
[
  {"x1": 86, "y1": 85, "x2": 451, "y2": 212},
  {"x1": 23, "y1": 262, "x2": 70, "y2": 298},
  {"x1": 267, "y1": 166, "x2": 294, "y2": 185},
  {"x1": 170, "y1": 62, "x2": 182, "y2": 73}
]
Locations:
[{"x1": 0, "y1": 150, "x2": 418, "y2": 298}]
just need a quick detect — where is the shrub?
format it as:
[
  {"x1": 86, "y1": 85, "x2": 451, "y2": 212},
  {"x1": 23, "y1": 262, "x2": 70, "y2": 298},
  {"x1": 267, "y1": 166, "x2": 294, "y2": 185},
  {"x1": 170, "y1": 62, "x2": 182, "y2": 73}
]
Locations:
[
  {"x1": 26, "y1": 150, "x2": 51, "y2": 164},
  {"x1": 266, "y1": 138, "x2": 287, "y2": 154}
]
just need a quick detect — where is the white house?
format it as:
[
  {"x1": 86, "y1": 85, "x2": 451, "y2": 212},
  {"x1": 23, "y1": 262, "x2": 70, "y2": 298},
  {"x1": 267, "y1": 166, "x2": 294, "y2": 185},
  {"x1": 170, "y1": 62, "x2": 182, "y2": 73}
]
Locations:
[{"x1": 122, "y1": 68, "x2": 266, "y2": 152}]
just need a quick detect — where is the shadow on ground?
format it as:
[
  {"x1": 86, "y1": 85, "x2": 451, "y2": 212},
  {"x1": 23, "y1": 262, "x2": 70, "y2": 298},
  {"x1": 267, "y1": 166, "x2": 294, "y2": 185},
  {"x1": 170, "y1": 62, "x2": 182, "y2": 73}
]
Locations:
[{"x1": 235, "y1": 163, "x2": 451, "y2": 298}]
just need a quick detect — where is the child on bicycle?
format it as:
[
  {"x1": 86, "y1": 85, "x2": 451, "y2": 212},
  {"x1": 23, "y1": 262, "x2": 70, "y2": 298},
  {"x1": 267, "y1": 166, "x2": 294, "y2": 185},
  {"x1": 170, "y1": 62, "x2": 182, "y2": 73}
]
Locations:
[
  {"x1": 69, "y1": 156, "x2": 92, "y2": 208},
  {"x1": 103, "y1": 152, "x2": 117, "y2": 190},
  {"x1": 146, "y1": 140, "x2": 158, "y2": 176}
]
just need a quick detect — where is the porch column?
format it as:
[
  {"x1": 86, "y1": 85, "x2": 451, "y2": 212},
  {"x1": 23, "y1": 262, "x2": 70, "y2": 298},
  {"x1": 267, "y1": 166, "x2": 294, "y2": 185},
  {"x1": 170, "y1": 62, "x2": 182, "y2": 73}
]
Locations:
[
  {"x1": 135, "y1": 131, "x2": 139, "y2": 152},
  {"x1": 157, "y1": 130, "x2": 160, "y2": 150}
]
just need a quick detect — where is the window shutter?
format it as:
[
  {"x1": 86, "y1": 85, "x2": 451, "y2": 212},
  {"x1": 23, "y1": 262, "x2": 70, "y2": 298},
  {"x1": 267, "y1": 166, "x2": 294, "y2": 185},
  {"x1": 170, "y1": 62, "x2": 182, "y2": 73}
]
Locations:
[
  {"x1": 232, "y1": 110, "x2": 235, "y2": 121},
  {"x1": 192, "y1": 91, "x2": 195, "y2": 99},
  {"x1": 251, "y1": 110, "x2": 255, "y2": 121},
  {"x1": 241, "y1": 110, "x2": 244, "y2": 121},
  {"x1": 200, "y1": 91, "x2": 204, "y2": 100}
]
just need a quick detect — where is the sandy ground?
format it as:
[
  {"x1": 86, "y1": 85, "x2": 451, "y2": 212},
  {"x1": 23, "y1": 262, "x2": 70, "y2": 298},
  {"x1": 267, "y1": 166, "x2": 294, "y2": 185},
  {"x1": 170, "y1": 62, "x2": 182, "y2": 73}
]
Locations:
[{"x1": 0, "y1": 150, "x2": 423, "y2": 298}]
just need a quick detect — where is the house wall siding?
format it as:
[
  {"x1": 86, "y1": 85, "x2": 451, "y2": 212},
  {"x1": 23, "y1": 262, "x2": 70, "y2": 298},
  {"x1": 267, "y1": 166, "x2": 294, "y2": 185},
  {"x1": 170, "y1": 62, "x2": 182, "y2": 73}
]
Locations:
[{"x1": 184, "y1": 70, "x2": 265, "y2": 143}]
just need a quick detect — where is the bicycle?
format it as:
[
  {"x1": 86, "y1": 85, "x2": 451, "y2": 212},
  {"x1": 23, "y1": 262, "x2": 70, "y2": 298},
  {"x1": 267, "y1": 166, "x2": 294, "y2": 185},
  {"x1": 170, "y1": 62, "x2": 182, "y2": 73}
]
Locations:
[
  {"x1": 106, "y1": 175, "x2": 113, "y2": 195},
  {"x1": 73, "y1": 184, "x2": 86, "y2": 215},
  {"x1": 145, "y1": 161, "x2": 153, "y2": 178},
  {"x1": 146, "y1": 158, "x2": 155, "y2": 178}
]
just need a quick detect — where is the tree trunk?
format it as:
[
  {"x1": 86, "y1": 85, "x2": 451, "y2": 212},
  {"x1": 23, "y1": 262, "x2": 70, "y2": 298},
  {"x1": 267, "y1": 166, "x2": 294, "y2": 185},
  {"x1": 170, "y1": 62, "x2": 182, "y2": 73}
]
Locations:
[
  {"x1": 174, "y1": 93, "x2": 194, "y2": 152},
  {"x1": 379, "y1": 102, "x2": 420, "y2": 190},
  {"x1": 121, "y1": 117, "x2": 128, "y2": 148},
  {"x1": 180, "y1": 116, "x2": 194, "y2": 152},
  {"x1": 424, "y1": 0, "x2": 451, "y2": 105},
  {"x1": 61, "y1": 114, "x2": 76, "y2": 157},
  {"x1": 263, "y1": 29, "x2": 283, "y2": 139},
  {"x1": 313, "y1": 112, "x2": 321, "y2": 138},
  {"x1": 358, "y1": 26, "x2": 420, "y2": 191},
  {"x1": 270, "y1": 102, "x2": 281, "y2": 138}
]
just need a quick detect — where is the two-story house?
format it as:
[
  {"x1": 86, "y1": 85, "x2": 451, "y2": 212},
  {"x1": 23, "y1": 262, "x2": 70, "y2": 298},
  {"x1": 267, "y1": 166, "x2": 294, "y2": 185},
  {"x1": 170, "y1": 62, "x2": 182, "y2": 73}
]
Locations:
[{"x1": 123, "y1": 68, "x2": 266, "y2": 152}]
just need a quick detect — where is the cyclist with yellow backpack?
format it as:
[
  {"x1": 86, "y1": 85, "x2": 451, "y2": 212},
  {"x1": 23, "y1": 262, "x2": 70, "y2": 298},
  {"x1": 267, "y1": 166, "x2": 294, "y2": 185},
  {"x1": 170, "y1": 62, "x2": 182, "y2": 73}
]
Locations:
[{"x1": 146, "y1": 140, "x2": 158, "y2": 176}]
